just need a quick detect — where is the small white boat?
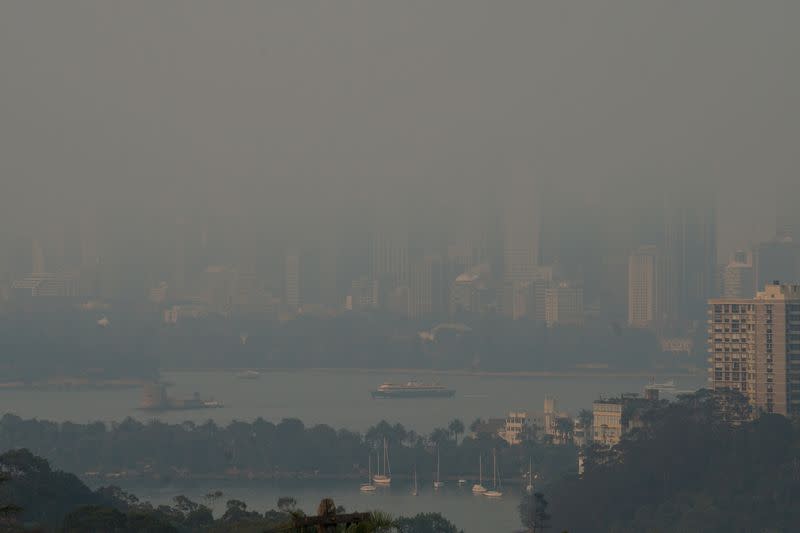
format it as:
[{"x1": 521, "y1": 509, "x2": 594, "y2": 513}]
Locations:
[
  {"x1": 483, "y1": 449, "x2": 503, "y2": 498},
  {"x1": 433, "y1": 446, "x2": 444, "y2": 489},
  {"x1": 360, "y1": 455, "x2": 376, "y2": 492},
  {"x1": 236, "y1": 370, "x2": 260, "y2": 380},
  {"x1": 458, "y1": 479, "x2": 466, "y2": 485},
  {"x1": 472, "y1": 454, "x2": 487, "y2": 494},
  {"x1": 373, "y1": 438, "x2": 392, "y2": 485}
]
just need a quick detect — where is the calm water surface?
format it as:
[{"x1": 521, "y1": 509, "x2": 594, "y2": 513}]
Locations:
[
  {"x1": 89, "y1": 478, "x2": 524, "y2": 533},
  {"x1": 2, "y1": 370, "x2": 705, "y2": 433},
  {"x1": 5, "y1": 370, "x2": 704, "y2": 532}
]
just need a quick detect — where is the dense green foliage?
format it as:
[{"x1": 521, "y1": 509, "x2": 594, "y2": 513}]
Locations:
[
  {"x1": 0, "y1": 414, "x2": 575, "y2": 485},
  {"x1": 545, "y1": 390, "x2": 800, "y2": 533},
  {"x1": 395, "y1": 512, "x2": 460, "y2": 533},
  {"x1": 0, "y1": 449, "x2": 461, "y2": 532},
  {"x1": 0, "y1": 449, "x2": 113, "y2": 529}
]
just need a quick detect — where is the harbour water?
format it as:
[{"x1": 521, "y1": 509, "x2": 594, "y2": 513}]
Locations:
[
  {"x1": 87, "y1": 478, "x2": 524, "y2": 533},
  {"x1": 1, "y1": 369, "x2": 705, "y2": 433},
  {"x1": 3, "y1": 369, "x2": 705, "y2": 532}
]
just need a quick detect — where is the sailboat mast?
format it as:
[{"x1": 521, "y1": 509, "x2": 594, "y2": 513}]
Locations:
[
  {"x1": 437, "y1": 447, "x2": 440, "y2": 482},
  {"x1": 493, "y1": 449, "x2": 497, "y2": 489},
  {"x1": 479, "y1": 454, "x2": 482, "y2": 485},
  {"x1": 386, "y1": 438, "x2": 391, "y2": 476}
]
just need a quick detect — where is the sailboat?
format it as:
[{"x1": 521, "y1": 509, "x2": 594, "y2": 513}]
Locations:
[
  {"x1": 411, "y1": 465, "x2": 419, "y2": 496},
  {"x1": 433, "y1": 446, "x2": 444, "y2": 489},
  {"x1": 525, "y1": 458, "x2": 534, "y2": 494},
  {"x1": 372, "y1": 438, "x2": 392, "y2": 485},
  {"x1": 483, "y1": 449, "x2": 503, "y2": 498},
  {"x1": 360, "y1": 455, "x2": 376, "y2": 492},
  {"x1": 471, "y1": 454, "x2": 487, "y2": 494}
]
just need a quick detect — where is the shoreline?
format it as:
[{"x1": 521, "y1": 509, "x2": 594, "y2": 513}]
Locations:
[
  {"x1": 0, "y1": 366, "x2": 704, "y2": 391},
  {"x1": 162, "y1": 366, "x2": 703, "y2": 379}
]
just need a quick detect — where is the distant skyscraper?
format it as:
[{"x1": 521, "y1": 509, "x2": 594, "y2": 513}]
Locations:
[
  {"x1": 319, "y1": 240, "x2": 339, "y2": 307},
  {"x1": 407, "y1": 255, "x2": 444, "y2": 319},
  {"x1": 284, "y1": 252, "x2": 300, "y2": 309},
  {"x1": 722, "y1": 250, "x2": 754, "y2": 298},
  {"x1": 173, "y1": 218, "x2": 186, "y2": 292},
  {"x1": 628, "y1": 245, "x2": 658, "y2": 328},
  {"x1": 449, "y1": 265, "x2": 491, "y2": 316},
  {"x1": 708, "y1": 282, "x2": 800, "y2": 417},
  {"x1": 754, "y1": 239, "x2": 800, "y2": 289},
  {"x1": 776, "y1": 178, "x2": 800, "y2": 242},
  {"x1": 80, "y1": 212, "x2": 98, "y2": 268},
  {"x1": 503, "y1": 171, "x2": 539, "y2": 284},
  {"x1": 31, "y1": 239, "x2": 46, "y2": 274},
  {"x1": 501, "y1": 266, "x2": 552, "y2": 320},
  {"x1": 370, "y1": 228, "x2": 408, "y2": 297},
  {"x1": 658, "y1": 195, "x2": 717, "y2": 328},
  {"x1": 349, "y1": 276, "x2": 378, "y2": 310},
  {"x1": 545, "y1": 282, "x2": 584, "y2": 327}
]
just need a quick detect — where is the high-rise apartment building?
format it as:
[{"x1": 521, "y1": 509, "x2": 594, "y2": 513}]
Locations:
[
  {"x1": 708, "y1": 282, "x2": 800, "y2": 417},
  {"x1": 628, "y1": 245, "x2": 657, "y2": 328}
]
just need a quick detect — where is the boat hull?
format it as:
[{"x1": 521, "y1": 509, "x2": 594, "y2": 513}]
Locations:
[{"x1": 371, "y1": 389, "x2": 455, "y2": 399}]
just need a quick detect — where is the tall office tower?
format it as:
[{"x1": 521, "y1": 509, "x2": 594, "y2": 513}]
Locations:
[
  {"x1": 503, "y1": 171, "x2": 539, "y2": 285},
  {"x1": 407, "y1": 255, "x2": 445, "y2": 319},
  {"x1": 722, "y1": 250, "x2": 754, "y2": 298},
  {"x1": 545, "y1": 282, "x2": 584, "y2": 327},
  {"x1": 708, "y1": 282, "x2": 800, "y2": 417},
  {"x1": 284, "y1": 252, "x2": 300, "y2": 310},
  {"x1": 776, "y1": 178, "x2": 800, "y2": 241},
  {"x1": 501, "y1": 266, "x2": 552, "y2": 320},
  {"x1": 628, "y1": 245, "x2": 658, "y2": 328},
  {"x1": 754, "y1": 239, "x2": 800, "y2": 289},
  {"x1": 408, "y1": 259, "x2": 431, "y2": 319},
  {"x1": 370, "y1": 228, "x2": 408, "y2": 291},
  {"x1": 659, "y1": 196, "x2": 717, "y2": 328},
  {"x1": 173, "y1": 218, "x2": 186, "y2": 292},
  {"x1": 80, "y1": 212, "x2": 98, "y2": 268},
  {"x1": 447, "y1": 243, "x2": 474, "y2": 282},
  {"x1": 319, "y1": 240, "x2": 339, "y2": 307},
  {"x1": 31, "y1": 239, "x2": 46, "y2": 274}
]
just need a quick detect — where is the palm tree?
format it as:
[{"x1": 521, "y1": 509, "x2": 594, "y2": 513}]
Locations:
[{"x1": 448, "y1": 419, "x2": 465, "y2": 443}]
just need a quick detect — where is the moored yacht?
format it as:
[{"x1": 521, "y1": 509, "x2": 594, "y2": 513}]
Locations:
[{"x1": 471, "y1": 454, "x2": 487, "y2": 494}]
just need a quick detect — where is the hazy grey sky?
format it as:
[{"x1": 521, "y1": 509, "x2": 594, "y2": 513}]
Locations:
[{"x1": 1, "y1": 2, "x2": 797, "y2": 257}]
